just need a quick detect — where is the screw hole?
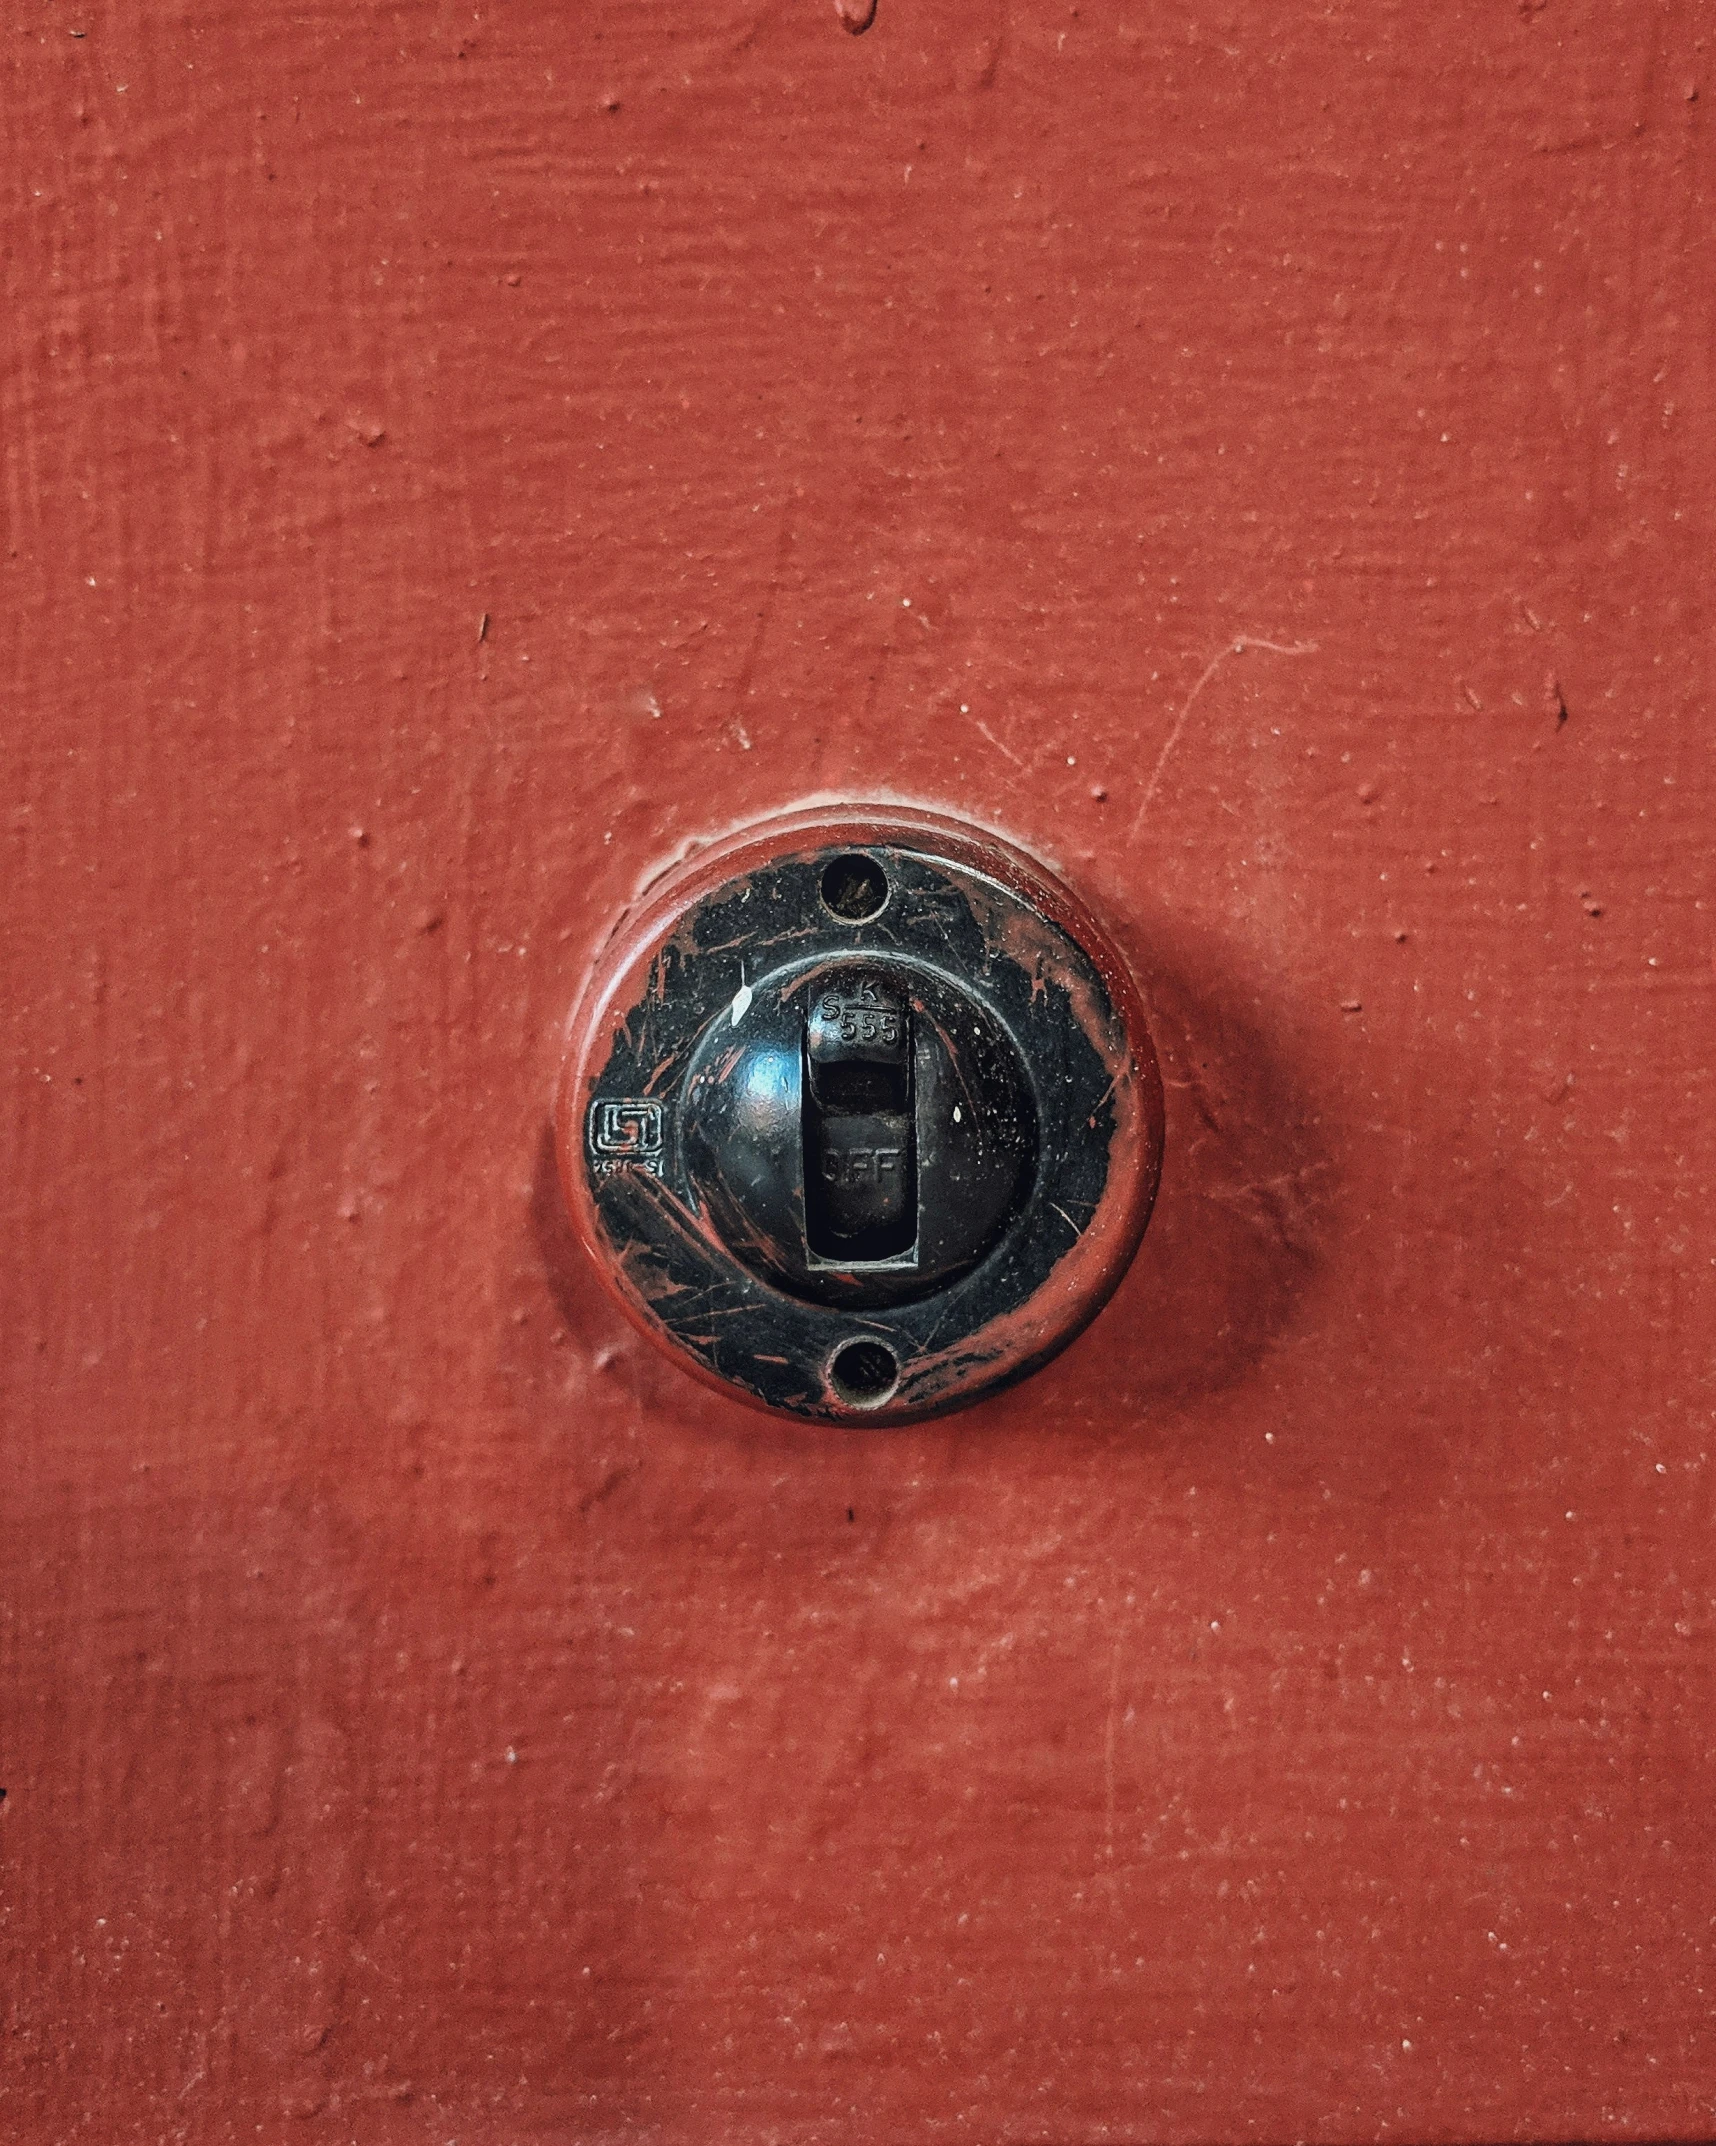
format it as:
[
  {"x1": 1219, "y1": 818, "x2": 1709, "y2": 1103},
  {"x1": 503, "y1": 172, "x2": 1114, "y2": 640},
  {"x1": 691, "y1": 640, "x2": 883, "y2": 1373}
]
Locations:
[
  {"x1": 820, "y1": 852, "x2": 889, "y2": 922},
  {"x1": 829, "y1": 1338, "x2": 899, "y2": 1408}
]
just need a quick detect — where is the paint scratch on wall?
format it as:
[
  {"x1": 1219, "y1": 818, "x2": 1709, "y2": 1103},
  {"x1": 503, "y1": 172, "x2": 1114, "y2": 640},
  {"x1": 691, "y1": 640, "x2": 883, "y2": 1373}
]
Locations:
[{"x1": 1129, "y1": 636, "x2": 1319, "y2": 838}]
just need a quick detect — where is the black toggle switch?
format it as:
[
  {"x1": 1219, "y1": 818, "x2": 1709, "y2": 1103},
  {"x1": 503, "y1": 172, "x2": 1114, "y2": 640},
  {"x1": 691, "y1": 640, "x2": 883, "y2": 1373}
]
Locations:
[
  {"x1": 674, "y1": 951, "x2": 1037, "y2": 1311},
  {"x1": 562, "y1": 813, "x2": 1164, "y2": 1420}
]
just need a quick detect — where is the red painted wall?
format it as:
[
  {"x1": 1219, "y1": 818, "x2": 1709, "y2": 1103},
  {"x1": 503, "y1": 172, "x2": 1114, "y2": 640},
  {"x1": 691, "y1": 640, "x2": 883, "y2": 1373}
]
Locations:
[{"x1": 4, "y1": 1, "x2": 1714, "y2": 2138}]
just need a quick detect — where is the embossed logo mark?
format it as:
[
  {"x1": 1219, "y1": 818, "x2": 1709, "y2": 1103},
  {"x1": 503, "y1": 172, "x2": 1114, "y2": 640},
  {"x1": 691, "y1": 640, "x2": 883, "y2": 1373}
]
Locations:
[{"x1": 589, "y1": 1098, "x2": 665, "y2": 1177}]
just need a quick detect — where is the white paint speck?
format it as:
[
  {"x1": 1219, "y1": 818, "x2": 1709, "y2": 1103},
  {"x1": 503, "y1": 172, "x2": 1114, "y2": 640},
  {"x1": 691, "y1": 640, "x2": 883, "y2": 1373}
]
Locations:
[
  {"x1": 730, "y1": 975, "x2": 753, "y2": 1026},
  {"x1": 952, "y1": 1104, "x2": 962, "y2": 1122}
]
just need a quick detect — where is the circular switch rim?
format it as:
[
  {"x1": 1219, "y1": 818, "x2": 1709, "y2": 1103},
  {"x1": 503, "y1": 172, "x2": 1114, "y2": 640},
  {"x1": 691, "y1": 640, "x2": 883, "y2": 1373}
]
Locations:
[{"x1": 556, "y1": 804, "x2": 1165, "y2": 1425}]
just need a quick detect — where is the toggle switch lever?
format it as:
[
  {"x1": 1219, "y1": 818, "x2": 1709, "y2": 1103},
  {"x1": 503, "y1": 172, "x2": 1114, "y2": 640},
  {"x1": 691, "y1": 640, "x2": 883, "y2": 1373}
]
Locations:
[{"x1": 803, "y1": 972, "x2": 915, "y2": 1262}]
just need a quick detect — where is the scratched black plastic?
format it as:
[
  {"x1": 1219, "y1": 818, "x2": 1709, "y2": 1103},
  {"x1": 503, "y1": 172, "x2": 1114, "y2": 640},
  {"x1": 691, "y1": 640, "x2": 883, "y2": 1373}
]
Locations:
[{"x1": 579, "y1": 841, "x2": 1126, "y2": 1420}]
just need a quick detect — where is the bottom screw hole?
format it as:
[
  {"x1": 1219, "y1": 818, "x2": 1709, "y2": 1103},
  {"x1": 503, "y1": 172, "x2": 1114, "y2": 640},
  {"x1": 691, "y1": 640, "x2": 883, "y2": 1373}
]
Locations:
[{"x1": 829, "y1": 1339, "x2": 899, "y2": 1408}]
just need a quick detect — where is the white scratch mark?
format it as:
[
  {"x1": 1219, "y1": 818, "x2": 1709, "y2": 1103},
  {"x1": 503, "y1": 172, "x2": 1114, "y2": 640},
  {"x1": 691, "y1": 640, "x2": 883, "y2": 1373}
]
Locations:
[
  {"x1": 1129, "y1": 635, "x2": 1319, "y2": 837},
  {"x1": 971, "y1": 716, "x2": 1025, "y2": 769}
]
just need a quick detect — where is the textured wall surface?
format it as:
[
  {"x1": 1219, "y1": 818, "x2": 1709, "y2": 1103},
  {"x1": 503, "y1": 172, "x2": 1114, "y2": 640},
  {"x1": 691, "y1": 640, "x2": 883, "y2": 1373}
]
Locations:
[{"x1": 4, "y1": 1, "x2": 1714, "y2": 2139}]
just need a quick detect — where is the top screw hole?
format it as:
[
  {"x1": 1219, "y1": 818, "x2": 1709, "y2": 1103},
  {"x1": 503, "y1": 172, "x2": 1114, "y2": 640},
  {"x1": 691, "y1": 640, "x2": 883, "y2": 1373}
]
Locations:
[{"x1": 820, "y1": 852, "x2": 889, "y2": 922}]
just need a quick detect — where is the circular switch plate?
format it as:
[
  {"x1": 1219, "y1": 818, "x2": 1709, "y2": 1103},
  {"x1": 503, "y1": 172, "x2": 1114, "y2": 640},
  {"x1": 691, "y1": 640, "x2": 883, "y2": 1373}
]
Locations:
[{"x1": 556, "y1": 807, "x2": 1164, "y2": 1423}]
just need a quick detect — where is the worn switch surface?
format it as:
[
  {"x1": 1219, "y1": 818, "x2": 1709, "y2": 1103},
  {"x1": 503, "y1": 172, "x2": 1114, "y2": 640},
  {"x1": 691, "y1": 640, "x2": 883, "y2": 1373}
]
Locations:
[{"x1": 559, "y1": 810, "x2": 1162, "y2": 1421}]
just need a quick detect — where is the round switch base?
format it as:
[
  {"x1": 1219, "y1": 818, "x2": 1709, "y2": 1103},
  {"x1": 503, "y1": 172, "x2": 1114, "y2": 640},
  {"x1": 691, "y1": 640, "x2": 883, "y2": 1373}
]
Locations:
[{"x1": 557, "y1": 808, "x2": 1164, "y2": 1424}]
